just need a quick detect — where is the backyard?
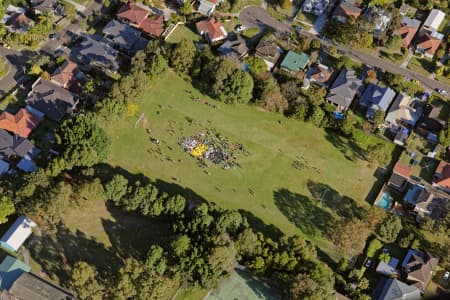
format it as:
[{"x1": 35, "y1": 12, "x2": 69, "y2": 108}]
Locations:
[
  {"x1": 165, "y1": 25, "x2": 200, "y2": 44},
  {"x1": 103, "y1": 71, "x2": 395, "y2": 258}
]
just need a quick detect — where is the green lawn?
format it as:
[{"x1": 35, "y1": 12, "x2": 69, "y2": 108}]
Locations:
[
  {"x1": 407, "y1": 57, "x2": 434, "y2": 76},
  {"x1": 166, "y1": 25, "x2": 201, "y2": 44},
  {"x1": 103, "y1": 71, "x2": 391, "y2": 258},
  {"x1": 0, "y1": 56, "x2": 10, "y2": 79}
]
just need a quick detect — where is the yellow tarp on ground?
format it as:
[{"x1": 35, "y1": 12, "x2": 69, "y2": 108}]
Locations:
[{"x1": 191, "y1": 143, "x2": 208, "y2": 157}]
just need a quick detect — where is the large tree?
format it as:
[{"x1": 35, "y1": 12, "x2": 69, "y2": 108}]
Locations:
[
  {"x1": 0, "y1": 196, "x2": 15, "y2": 224},
  {"x1": 69, "y1": 261, "x2": 104, "y2": 300},
  {"x1": 377, "y1": 215, "x2": 402, "y2": 243},
  {"x1": 169, "y1": 38, "x2": 196, "y2": 75},
  {"x1": 56, "y1": 113, "x2": 110, "y2": 169}
]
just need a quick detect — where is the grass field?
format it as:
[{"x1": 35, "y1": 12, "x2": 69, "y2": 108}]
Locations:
[
  {"x1": 0, "y1": 56, "x2": 11, "y2": 79},
  {"x1": 407, "y1": 57, "x2": 434, "y2": 76},
  {"x1": 166, "y1": 25, "x2": 200, "y2": 44},
  {"x1": 26, "y1": 197, "x2": 173, "y2": 290},
  {"x1": 103, "y1": 71, "x2": 392, "y2": 258}
]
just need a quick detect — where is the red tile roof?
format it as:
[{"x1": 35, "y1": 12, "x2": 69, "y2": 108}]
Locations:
[
  {"x1": 139, "y1": 16, "x2": 164, "y2": 37},
  {"x1": 51, "y1": 61, "x2": 85, "y2": 94},
  {"x1": 416, "y1": 33, "x2": 442, "y2": 56},
  {"x1": 196, "y1": 19, "x2": 226, "y2": 41},
  {"x1": 117, "y1": 1, "x2": 149, "y2": 26},
  {"x1": 334, "y1": 3, "x2": 361, "y2": 20},
  {"x1": 393, "y1": 162, "x2": 412, "y2": 178},
  {"x1": 394, "y1": 25, "x2": 419, "y2": 48},
  {"x1": 436, "y1": 160, "x2": 450, "y2": 188},
  {"x1": 0, "y1": 109, "x2": 41, "y2": 138}
]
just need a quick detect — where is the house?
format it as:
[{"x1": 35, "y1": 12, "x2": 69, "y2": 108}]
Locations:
[
  {"x1": 433, "y1": 160, "x2": 450, "y2": 191},
  {"x1": 26, "y1": 78, "x2": 78, "y2": 122},
  {"x1": 32, "y1": 0, "x2": 64, "y2": 18},
  {"x1": 399, "y1": 4, "x2": 415, "y2": 16},
  {"x1": 401, "y1": 249, "x2": 438, "y2": 291},
  {"x1": 304, "y1": 63, "x2": 336, "y2": 89},
  {"x1": 102, "y1": 19, "x2": 148, "y2": 55},
  {"x1": 196, "y1": 19, "x2": 227, "y2": 44},
  {"x1": 117, "y1": 1, "x2": 164, "y2": 37},
  {"x1": 388, "y1": 162, "x2": 412, "y2": 192},
  {"x1": 423, "y1": 9, "x2": 446, "y2": 32},
  {"x1": 403, "y1": 184, "x2": 447, "y2": 219},
  {"x1": 255, "y1": 40, "x2": 281, "y2": 71},
  {"x1": 385, "y1": 93, "x2": 422, "y2": 128},
  {"x1": 366, "y1": 7, "x2": 392, "y2": 38},
  {"x1": 325, "y1": 68, "x2": 364, "y2": 111},
  {"x1": 9, "y1": 272, "x2": 74, "y2": 300},
  {"x1": 376, "y1": 257, "x2": 400, "y2": 276},
  {"x1": 302, "y1": 0, "x2": 330, "y2": 16},
  {"x1": 70, "y1": 34, "x2": 120, "y2": 73},
  {"x1": 0, "y1": 130, "x2": 38, "y2": 159},
  {"x1": 0, "y1": 108, "x2": 41, "y2": 138},
  {"x1": 217, "y1": 35, "x2": 248, "y2": 59},
  {"x1": 51, "y1": 60, "x2": 87, "y2": 94},
  {"x1": 359, "y1": 84, "x2": 396, "y2": 119},
  {"x1": 280, "y1": 51, "x2": 310, "y2": 73},
  {"x1": 333, "y1": 2, "x2": 362, "y2": 23},
  {"x1": 0, "y1": 216, "x2": 36, "y2": 252},
  {"x1": 0, "y1": 160, "x2": 10, "y2": 176},
  {"x1": 372, "y1": 278, "x2": 421, "y2": 300},
  {"x1": 198, "y1": 0, "x2": 223, "y2": 16},
  {"x1": 416, "y1": 102, "x2": 447, "y2": 137},
  {"x1": 139, "y1": 15, "x2": 164, "y2": 38},
  {"x1": 117, "y1": 1, "x2": 150, "y2": 27},
  {"x1": 415, "y1": 31, "x2": 443, "y2": 59},
  {"x1": 393, "y1": 17, "x2": 421, "y2": 49},
  {"x1": 393, "y1": 127, "x2": 410, "y2": 146},
  {"x1": 4, "y1": 11, "x2": 34, "y2": 34},
  {"x1": 0, "y1": 256, "x2": 31, "y2": 290}
]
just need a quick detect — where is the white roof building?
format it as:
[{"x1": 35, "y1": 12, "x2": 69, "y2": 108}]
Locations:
[
  {"x1": 423, "y1": 9, "x2": 446, "y2": 32},
  {"x1": 0, "y1": 216, "x2": 37, "y2": 252}
]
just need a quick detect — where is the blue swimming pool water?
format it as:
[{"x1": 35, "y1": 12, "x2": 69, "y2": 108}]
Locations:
[{"x1": 376, "y1": 192, "x2": 391, "y2": 210}]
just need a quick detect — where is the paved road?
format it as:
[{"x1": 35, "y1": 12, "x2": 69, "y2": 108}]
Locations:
[{"x1": 240, "y1": 6, "x2": 450, "y2": 97}]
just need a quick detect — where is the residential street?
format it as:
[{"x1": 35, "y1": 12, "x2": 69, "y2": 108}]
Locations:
[{"x1": 240, "y1": 6, "x2": 450, "y2": 97}]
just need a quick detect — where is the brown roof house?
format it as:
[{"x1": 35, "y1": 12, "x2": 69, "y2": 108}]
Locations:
[
  {"x1": 388, "y1": 162, "x2": 412, "y2": 192},
  {"x1": 0, "y1": 108, "x2": 41, "y2": 138},
  {"x1": 326, "y1": 68, "x2": 365, "y2": 111},
  {"x1": 303, "y1": 63, "x2": 336, "y2": 89},
  {"x1": 415, "y1": 31, "x2": 444, "y2": 59},
  {"x1": 433, "y1": 160, "x2": 450, "y2": 192},
  {"x1": 404, "y1": 184, "x2": 448, "y2": 219},
  {"x1": 333, "y1": 2, "x2": 362, "y2": 23},
  {"x1": 117, "y1": 1, "x2": 164, "y2": 38},
  {"x1": 401, "y1": 249, "x2": 438, "y2": 291},
  {"x1": 25, "y1": 78, "x2": 78, "y2": 122},
  {"x1": 51, "y1": 61, "x2": 87, "y2": 94},
  {"x1": 255, "y1": 40, "x2": 281, "y2": 71},
  {"x1": 196, "y1": 19, "x2": 227, "y2": 44},
  {"x1": 393, "y1": 17, "x2": 421, "y2": 49}
]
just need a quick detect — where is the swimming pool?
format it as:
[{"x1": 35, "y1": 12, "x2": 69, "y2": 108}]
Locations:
[{"x1": 376, "y1": 192, "x2": 391, "y2": 210}]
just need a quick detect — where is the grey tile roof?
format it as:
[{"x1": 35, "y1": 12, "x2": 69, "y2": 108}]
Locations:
[
  {"x1": 70, "y1": 34, "x2": 120, "y2": 72},
  {"x1": 25, "y1": 79, "x2": 78, "y2": 122},
  {"x1": 0, "y1": 129, "x2": 36, "y2": 158},
  {"x1": 9, "y1": 272, "x2": 74, "y2": 300},
  {"x1": 360, "y1": 83, "x2": 396, "y2": 117},
  {"x1": 217, "y1": 36, "x2": 248, "y2": 58},
  {"x1": 372, "y1": 278, "x2": 421, "y2": 300},
  {"x1": 102, "y1": 19, "x2": 148, "y2": 55},
  {"x1": 326, "y1": 68, "x2": 364, "y2": 110}
]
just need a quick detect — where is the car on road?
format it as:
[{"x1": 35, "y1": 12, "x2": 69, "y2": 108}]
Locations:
[
  {"x1": 365, "y1": 259, "x2": 372, "y2": 269},
  {"x1": 436, "y1": 88, "x2": 448, "y2": 96},
  {"x1": 444, "y1": 271, "x2": 450, "y2": 281}
]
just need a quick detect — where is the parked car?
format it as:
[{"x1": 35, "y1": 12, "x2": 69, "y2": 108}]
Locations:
[
  {"x1": 49, "y1": 33, "x2": 57, "y2": 40},
  {"x1": 365, "y1": 259, "x2": 373, "y2": 268},
  {"x1": 235, "y1": 25, "x2": 246, "y2": 32},
  {"x1": 436, "y1": 88, "x2": 448, "y2": 96},
  {"x1": 444, "y1": 271, "x2": 450, "y2": 281},
  {"x1": 294, "y1": 26, "x2": 303, "y2": 33}
]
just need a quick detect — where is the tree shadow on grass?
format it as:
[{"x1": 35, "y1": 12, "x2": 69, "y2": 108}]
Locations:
[
  {"x1": 273, "y1": 188, "x2": 335, "y2": 239},
  {"x1": 233, "y1": 268, "x2": 282, "y2": 300},
  {"x1": 324, "y1": 129, "x2": 366, "y2": 162},
  {"x1": 238, "y1": 209, "x2": 283, "y2": 241},
  {"x1": 29, "y1": 223, "x2": 118, "y2": 284},
  {"x1": 306, "y1": 180, "x2": 367, "y2": 219}
]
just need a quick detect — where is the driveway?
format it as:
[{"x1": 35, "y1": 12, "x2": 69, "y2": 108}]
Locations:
[
  {"x1": 0, "y1": 47, "x2": 31, "y2": 98},
  {"x1": 309, "y1": 13, "x2": 327, "y2": 35},
  {"x1": 240, "y1": 6, "x2": 290, "y2": 34}
]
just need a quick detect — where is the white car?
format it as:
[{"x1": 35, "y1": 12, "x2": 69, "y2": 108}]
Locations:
[
  {"x1": 444, "y1": 271, "x2": 450, "y2": 281},
  {"x1": 236, "y1": 25, "x2": 246, "y2": 33}
]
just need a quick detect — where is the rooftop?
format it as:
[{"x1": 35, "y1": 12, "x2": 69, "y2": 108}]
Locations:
[
  {"x1": 117, "y1": 1, "x2": 149, "y2": 26},
  {"x1": 280, "y1": 51, "x2": 310, "y2": 72},
  {"x1": 0, "y1": 108, "x2": 41, "y2": 138}
]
